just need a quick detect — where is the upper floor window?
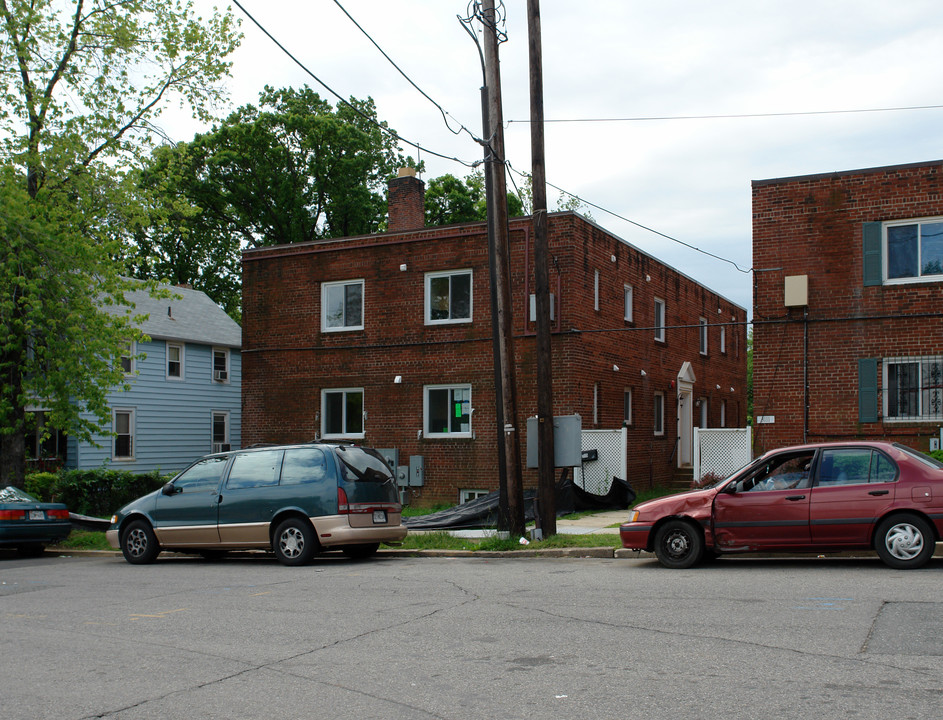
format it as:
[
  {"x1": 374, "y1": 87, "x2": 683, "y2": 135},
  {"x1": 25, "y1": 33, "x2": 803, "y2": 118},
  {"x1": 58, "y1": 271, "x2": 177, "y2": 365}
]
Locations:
[
  {"x1": 426, "y1": 270, "x2": 472, "y2": 324},
  {"x1": 212, "y1": 348, "x2": 230, "y2": 383},
  {"x1": 623, "y1": 389, "x2": 632, "y2": 426},
  {"x1": 594, "y1": 270, "x2": 600, "y2": 311},
  {"x1": 623, "y1": 285, "x2": 633, "y2": 322},
  {"x1": 886, "y1": 218, "x2": 943, "y2": 282},
  {"x1": 121, "y1": 341, "x2": 135, "y2": 376},
  {"x1": 699, "y1": 318, "x2": 708, "y2": 355},
  {"x1": 322, "y1": 388, "x2": 364, "y2": 438},
  {"x1": 166, "y1": 342, "x2": 184, "y2": 380},
  {"x1": 322, "y1": 279, "x2": 364, "y2": 332},
  {"x1": 720, "y1": 325, "x2": 726, "y2": 354},
  {"x1": 425, "y1": 384, "x2": 472, "y2": 437},
  {"x1": 654, "y1": 298, "x2": 666, "y2": 342}
]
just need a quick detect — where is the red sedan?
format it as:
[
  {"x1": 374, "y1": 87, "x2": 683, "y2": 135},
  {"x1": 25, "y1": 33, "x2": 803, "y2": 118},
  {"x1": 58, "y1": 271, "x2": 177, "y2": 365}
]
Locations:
[{"x1": 620, "y1": 441, "x2": 943, "y2": 569}]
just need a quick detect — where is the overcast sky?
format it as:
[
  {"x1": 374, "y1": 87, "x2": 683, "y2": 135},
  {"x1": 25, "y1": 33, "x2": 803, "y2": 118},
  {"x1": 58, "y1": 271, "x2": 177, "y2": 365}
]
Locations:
[{"x1": 173, "y1": 1, "x2": 943, "y2": 316}]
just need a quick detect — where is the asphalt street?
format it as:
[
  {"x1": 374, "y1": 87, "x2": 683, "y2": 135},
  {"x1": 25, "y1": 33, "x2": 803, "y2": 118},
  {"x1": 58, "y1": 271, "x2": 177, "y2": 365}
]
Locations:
[{"x1": 2, "y1": 551, "x2": 942, "y2": 719}]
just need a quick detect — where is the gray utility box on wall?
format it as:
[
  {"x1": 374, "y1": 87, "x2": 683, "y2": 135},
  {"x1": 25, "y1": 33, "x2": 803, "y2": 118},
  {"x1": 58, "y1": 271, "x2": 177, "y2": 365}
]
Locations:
[
  {"x1": 408, "y1": 455, "x2": 425, "y2": 486},
  {"x1": 526, "y1": 414, "x2": 583, "y2": 468}
]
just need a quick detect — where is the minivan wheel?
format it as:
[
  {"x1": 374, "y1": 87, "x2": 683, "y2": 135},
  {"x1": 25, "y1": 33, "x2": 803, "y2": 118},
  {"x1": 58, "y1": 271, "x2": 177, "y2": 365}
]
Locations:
[
  {"x1": 653, "y1": 519, "x2": 704, "y2": 569},
  {"x1": 874, "y1": 514, "x2": 935, "y2": 569},
  {"x1": 273, "y1": 518, "x2": 317, "y2": 566},
  {"x1": 121, "y1": 519, "x2": 161, "y2": 564},
  {"x1": 343, "y1": 543, "x2": 380, "y2": 560}
]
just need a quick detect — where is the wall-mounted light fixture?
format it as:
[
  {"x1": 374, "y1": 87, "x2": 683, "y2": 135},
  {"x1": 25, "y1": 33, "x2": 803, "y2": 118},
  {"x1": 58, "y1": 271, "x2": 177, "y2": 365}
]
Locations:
[
  {"x1": 612, "y1": 364, "x2": 619, "y2": 372},
  {"x1": 640, "y1": 369, "x2": 647, "y2": 377},
  {"x1": 611, "y1": 254, "x2": 617, "y2": 262},
  {"x1": 399, "y1": 263, "x2": 407, "y2": 272},
  {"x1": 716, "y1": 384, "x2": 721, "y2": 390},
  {"x1": 730, "y1": 387, "x2": 735, "y2": 393},
  {"x1": 394, "y1": 375, "x2": 402, "y2": 384}
]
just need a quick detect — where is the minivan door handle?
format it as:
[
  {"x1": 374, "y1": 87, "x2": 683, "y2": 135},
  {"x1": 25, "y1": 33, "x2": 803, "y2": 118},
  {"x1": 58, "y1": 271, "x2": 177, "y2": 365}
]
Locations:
[{"x1": 868, "y1": 490, "x2": 890, "y2": 496}]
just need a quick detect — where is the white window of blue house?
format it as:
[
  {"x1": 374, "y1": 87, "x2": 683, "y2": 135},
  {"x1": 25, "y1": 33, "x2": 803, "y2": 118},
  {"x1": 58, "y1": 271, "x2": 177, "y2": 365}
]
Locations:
[
  {"x1": 425, "y1": 270, "x2": 472, "y2": 324},
  {"x1": 322, "y1": 388, "x2": 364, "y2": 438},
  {"x1": 322, "y1": 279, "x2": 364, "y2": 332},
  {"x1": 166, "y1": 342, "x2": 184, "y2": 380},
  {"x1": 425, "y1": 384, "x2": 472, "y2": 437},
  {"x1": 212, "y1": 411, "x2": 230, "y2": 453},
  {"x1": 212, "y1": 348, "x2": 230, "y2": 383},
  {"x1": 113, "y1": 408, "x2": 135, "y2": 460},
  {"x1": 121, "y1": 341, "x2": 135, "y2": 377}
]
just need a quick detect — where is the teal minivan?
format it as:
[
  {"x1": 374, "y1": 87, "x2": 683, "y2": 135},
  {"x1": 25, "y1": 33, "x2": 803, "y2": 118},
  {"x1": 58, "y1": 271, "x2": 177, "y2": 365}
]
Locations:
[{"x1": 107, "y1": 443, "x2": 407, "y2": 565}]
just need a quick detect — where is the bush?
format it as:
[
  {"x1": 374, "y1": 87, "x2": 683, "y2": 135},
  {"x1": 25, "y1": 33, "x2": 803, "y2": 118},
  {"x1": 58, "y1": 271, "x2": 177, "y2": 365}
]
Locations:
[
  {"x1": 692, "y1": 471, "x2": 724, "y2": 489},
  {"x1": 24, "y1": 468, "x2": 171, "y2": 518},
  {"x1": 929, "y1": 450, "x2": 943, "y2": 464}
]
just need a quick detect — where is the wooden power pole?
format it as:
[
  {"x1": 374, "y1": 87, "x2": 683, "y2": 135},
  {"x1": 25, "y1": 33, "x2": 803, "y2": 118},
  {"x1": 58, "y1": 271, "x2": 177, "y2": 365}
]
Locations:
[{"x1": 527, "y1": 0, "x2": 557, "y2": 535}]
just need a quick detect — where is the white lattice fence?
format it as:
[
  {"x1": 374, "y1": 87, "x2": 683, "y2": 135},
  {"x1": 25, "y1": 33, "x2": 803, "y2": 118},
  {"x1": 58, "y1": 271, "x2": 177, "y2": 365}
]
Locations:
[
  {"x1": 574, "y1": 428, "x2": 627, "y2": 495},
  {"x1": 693, "y1": 428, "x2": 752, "y2": 483}
]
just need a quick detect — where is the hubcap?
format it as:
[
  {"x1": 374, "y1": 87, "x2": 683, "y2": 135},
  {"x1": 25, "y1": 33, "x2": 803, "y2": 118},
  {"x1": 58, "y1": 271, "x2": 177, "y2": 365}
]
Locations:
[
  {"x1": 280, "y1": 527, "x2": 304, "y2": 558},
  {"x1": 126, "y1": 529, "x2": 147, "y2": 558},
  {"x1": 885, "y1": 523, "x2": 924, "y2": 560},
  {"x1": 665, "y1": 531, "x2": 690, "y2": 558}
]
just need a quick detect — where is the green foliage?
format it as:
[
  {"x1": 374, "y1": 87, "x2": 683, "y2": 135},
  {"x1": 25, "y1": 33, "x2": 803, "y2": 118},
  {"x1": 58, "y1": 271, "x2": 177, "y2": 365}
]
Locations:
[
  {"x1": 25, "y1": 468, "x2": 169, "y2": 517},
  {"x1": 389, "y1": 531, "x2": 621, "y2": 552},
  {"x1": 54, "y1": 529, "x2": 112, "y2": 551},
  {"x1": 929, "y1": 450, "x2": 943, "y2": 463},
  {"x1": 424, "y1": 170, "x2": 526, "y2": 227}
]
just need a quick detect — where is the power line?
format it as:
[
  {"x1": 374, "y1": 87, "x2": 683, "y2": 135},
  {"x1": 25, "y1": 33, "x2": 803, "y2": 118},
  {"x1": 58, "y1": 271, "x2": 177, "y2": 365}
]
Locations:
[
  {"x1": 506, "y1": 103, "x2": 943, "y2": 125},
  {"x1": 231, "y1": 0, "x2": 478, "y2": 168}
]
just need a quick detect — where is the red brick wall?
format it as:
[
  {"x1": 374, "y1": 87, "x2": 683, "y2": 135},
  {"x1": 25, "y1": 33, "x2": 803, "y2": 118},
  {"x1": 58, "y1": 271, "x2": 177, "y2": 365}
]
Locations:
[
  {"x1": 752, "y1": 160, "x2": 943, "y2": 454},
  {"x1": 243, "y1": 213, "x2": 747, "y2": 503}
]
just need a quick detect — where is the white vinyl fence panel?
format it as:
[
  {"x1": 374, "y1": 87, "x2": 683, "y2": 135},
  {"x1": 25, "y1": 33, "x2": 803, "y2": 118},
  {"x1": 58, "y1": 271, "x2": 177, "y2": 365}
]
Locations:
[
  {"x1": 573, "y1": 428, "x2": 627, "y2": 495},
  {"x1": 694, "y1": 427, "x2": 752, "y2": 484}
]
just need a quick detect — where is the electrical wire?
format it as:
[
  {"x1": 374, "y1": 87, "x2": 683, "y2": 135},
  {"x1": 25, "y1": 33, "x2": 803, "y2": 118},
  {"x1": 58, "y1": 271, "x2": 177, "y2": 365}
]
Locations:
[
  {"x1": 230, "y1": 0, "x2": 478, "y2": 168},
  {"x1": 505, "y1": 103, "x2": 943, "y2": 125}
]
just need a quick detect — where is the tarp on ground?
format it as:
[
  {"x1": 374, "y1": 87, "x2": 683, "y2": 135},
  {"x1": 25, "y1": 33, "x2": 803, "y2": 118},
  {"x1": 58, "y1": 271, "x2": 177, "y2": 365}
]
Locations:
[{"x1": 403, "y1": 476, "x2": 636, "y2": 530}]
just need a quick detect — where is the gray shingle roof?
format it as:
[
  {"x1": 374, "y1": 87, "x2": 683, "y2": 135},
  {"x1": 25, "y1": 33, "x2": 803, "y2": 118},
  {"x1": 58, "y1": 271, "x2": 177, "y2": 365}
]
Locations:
[{"x1": 105, "y1": 283, "x2": 241, "y2": 348}]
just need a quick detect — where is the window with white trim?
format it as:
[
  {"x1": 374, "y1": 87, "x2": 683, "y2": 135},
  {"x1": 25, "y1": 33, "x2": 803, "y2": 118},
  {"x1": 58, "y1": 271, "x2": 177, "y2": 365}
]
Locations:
[
  {"x1": 212, "y1": 348, "x2": 230, "y2": 383},
  {"x1": 166, "y1": 342, "x2": 184, "y2": 380},
  {"x1": 121, "y1": 341, "x2": 135, "y2": 376},
  {"x1": 884, "y1": 217, "x2": 943, "y2": 283},
  {"x1": 699, "y1": 317, "x2": 708, "y2": 355},
  {"x1": 322, "y1": 279, "x2": 364, "y2": 331},
  {"x1": 425, "y1": 270, "x2": 472, "y2": 324},
  {"x1": 720, "y1": 400, "x2": 727, "y2": 428},
  {"x1": 623, "y1": 389, "x2": 632, "y2": 426},
  {"x1": 624, "y1": 284, "x2": 633, "y2": 321},
  {"x1": 720, "y1": 325, "x2": 726, "y2": 354},
  {"x1": 699, "y1": 397, "x2": 708, "y2": 428},
  {"x1": 212, "y1": 411, "x2": 230, "y2": 453},
  {"x1": 460, "y1": 489, "x2": 488, "y2": 504},
  {"x1": 322, "y1": 388, "x2": 364, "y2": 438},
  {"x1": 653, "y1": 392, "x2": 664, "y2": 436},
  {"x1": 654, "y1": 298, "x2": 666, "y2": 342},
  {"x1": 594, "y1": 270, "x2": 600, "y2": 311},
  {"x1": 425, "y1": 384, "x2": 472, "y2": 437},
  {"x1": 113, "y1": 408, "x2": 135, "y2": 460},
  {"x1": 883, "y1": 355, "x2": 943, "y2": 421}
]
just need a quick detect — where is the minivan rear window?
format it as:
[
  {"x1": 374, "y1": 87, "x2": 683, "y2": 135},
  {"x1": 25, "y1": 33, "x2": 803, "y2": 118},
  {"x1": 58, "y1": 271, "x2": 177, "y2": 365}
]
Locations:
[{"x1": 334, "y1": 446, "x2": 394, "y2": 483}]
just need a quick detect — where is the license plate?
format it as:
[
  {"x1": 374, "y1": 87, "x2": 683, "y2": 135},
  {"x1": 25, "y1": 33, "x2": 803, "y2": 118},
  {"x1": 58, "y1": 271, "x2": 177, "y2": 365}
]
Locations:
[
  {"x1": 29, "y1": 510, "x2": 45, "y2": 520},
  {"x1": 372, "y1": 510, "x2": 387, "y2": 524}
]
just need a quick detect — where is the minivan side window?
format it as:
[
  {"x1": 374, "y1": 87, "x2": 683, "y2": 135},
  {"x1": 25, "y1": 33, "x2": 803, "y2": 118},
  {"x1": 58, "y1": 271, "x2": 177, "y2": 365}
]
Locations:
[
  {"x1": 174, "y1": 457, "x2": 228, "y2": 492},
  {"x1": 226, "y1": 450, "x2": 283, "y2": 489},
  {"x1": 280, "y1": 448, "x2": 329, "y2": 485}
]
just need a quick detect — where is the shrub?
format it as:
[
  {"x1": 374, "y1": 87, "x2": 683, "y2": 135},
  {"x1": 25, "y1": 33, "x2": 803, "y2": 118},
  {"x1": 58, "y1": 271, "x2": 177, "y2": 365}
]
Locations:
[
  {"x1": 24, "y1": 468, "x2": 170, "y2": 517},
  {"x1": 692, "y1": 471, "x2": 724, "y2": 489},
  {"x1": 24, "y1": 472, "x2": 59, "y2": 502}
]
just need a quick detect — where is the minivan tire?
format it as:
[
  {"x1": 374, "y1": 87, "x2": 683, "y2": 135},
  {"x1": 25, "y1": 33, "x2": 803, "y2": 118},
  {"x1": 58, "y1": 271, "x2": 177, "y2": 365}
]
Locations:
[
  {"x1": 273, "y1": 517, "x2": 318, "y2": 566},
  {"x1": 121, "y1": 519, "x2": 161, "y2": 564}
]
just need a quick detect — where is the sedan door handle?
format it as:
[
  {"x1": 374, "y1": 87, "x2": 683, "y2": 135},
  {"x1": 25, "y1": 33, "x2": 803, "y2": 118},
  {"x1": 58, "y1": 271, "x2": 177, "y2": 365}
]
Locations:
[
  {"x1": 868, "y1": 490, "x2": 890, "y2": 496},
  {"x1": 785, "y1": 495, "x2": 806, "y2": 501}
]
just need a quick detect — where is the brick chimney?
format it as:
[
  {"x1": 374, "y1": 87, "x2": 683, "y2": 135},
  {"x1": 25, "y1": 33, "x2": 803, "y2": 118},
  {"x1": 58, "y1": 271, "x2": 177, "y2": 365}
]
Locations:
[{"x1": 387, "y1": 167, "x2": 425, "y2": 231}]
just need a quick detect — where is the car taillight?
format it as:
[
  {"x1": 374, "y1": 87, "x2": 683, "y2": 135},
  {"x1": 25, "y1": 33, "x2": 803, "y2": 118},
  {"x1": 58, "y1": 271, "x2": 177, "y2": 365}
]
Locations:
[
  {"x1": 0, "y1": 510, "x2": 25, "y2": 520},
  {"x1": 338, "y1": 487, "x2": 349, "y2": 514},
  {"x1": 47, "y1": 509, "x2": 70, "y2": 520}
]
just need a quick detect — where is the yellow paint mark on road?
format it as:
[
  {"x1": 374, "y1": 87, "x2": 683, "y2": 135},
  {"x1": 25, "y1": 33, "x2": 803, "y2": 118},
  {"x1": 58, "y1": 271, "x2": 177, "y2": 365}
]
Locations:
[
  {"x1": 249, "y1": 591, "x2": 271, "y2": 596},
  {"x1": 130, "y1": 608, "x2": 187, "y2": 620}
]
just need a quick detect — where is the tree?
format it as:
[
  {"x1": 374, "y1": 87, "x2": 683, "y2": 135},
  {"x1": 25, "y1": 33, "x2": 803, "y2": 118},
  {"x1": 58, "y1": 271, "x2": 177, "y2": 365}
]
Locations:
[
  {"x1": 424, "y1": 170, "x2": 524, "y2": 227},
  {"x1": 125, "y1": 86, "x2": 410, "y2": 316},
  {"x1": 0, "y1": 0, "x2": 241, "y2": 483}
]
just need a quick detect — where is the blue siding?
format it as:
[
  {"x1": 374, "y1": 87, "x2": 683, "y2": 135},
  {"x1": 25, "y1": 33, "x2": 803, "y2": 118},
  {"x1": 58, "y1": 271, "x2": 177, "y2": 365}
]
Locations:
[{"x1": 67, "y1": 340, "x2": 242, "y2": 474}]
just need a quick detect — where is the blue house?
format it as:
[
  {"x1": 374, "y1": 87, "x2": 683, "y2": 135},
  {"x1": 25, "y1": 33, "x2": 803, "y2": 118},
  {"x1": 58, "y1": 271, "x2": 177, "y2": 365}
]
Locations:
[{"x1": 61, "y1": 284, "x2": 242, "y2": 474}]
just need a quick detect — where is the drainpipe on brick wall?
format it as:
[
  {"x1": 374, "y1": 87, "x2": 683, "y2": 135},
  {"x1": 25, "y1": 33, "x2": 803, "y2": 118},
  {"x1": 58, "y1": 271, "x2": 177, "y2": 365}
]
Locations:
[{"x1": 803, "y1": 307, "x2": 809, "y2": 444}]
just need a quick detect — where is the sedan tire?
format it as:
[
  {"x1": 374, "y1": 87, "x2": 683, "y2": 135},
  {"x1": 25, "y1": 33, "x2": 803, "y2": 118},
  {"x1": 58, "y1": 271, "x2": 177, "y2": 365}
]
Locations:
[
  {"x1": 653, "y1": 519, "x2": 705, "y2": 569},
  {"x1": 273, "y1": 518, "x2": 318, "y2": 566},
  {"x1": 121, "y1": 519, "x2": 161, "y2": 565},
  {"x1": 874, "y1": 514, "x2": 935, "y2": 569}
]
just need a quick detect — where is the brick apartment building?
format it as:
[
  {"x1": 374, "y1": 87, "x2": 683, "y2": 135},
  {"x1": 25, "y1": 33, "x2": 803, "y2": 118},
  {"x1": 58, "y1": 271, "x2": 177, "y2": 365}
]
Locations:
[
  {"x1": 752, "y1": 159, "x2": 943, "y2": 454},
  {"x1": 242, "y1": 170, "x2": 747, "y2": 504}
]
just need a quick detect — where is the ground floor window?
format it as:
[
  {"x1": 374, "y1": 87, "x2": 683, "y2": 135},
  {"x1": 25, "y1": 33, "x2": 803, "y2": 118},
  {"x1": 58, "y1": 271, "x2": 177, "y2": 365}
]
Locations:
[
  {"x1": 884, "y1": 356, "x2": 943, "y2": 421},
  {"x1": 425, "y1": 384, "x2": 472, "y2": 437},
  {"x1": 322, "y1": 388, "x2": 364, "y2": 438},
  {"x1": 653, "y1": 392, "x2": 664, "y2": 435},
  {"x1": 459, "y1": 489, "x2": 488, "y2": 504},
  {"x1": 212, "y1": 411, "x2": 231, "y2": 453}
]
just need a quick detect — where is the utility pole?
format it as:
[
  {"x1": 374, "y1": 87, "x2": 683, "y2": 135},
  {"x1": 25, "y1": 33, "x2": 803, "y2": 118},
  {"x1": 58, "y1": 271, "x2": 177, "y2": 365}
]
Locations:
[
  {"x1": 481, "y1": 0, "x2": 525, "y2": 536},
  {"x1": 527, "y1": 0, "x2": 556, "y2": 536}
]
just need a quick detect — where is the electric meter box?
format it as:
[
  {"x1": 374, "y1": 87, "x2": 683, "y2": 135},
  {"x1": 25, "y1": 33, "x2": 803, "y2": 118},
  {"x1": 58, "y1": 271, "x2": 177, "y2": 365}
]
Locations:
[{"x1": 526, "y1": 414, "x2": 582, "y2": 468}]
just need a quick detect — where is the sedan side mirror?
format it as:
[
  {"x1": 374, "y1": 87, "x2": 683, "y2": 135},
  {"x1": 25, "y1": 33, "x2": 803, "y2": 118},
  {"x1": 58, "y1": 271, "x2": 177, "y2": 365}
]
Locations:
[{"x1": 724, "y1": 482, "x2": 739, "y2": 494}]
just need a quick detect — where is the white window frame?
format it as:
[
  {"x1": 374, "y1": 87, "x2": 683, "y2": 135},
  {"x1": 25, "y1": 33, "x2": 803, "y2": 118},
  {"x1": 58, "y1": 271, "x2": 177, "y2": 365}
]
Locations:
[
  {"x1": 623, "y1": 389, "x2": 632, "y2": 426},
  {"x1": 720, "y1": 400, "x2": 727, "y2": 428},
  {"x1": 112, "y1": 408, "x2": 135, "y2": 461},
  {"x1": 699, "y1": 318, "x2": 708, "y2": 355},
  {"x1": 594, "y1": 270, "x2": 600, "y2": 311},
  {"x1": 424, "y1": 384, "x2": 472, "y2": 438},
  {"x1": 425, "y1": 269, "x2": 473, "y2": 325},
  {"x1": 699, "y1": 397, "x2": 709, "y2": 428},
  {"x1": 654, "y1": 298, "x2": 666, "y2": 342},
  {"x1": 121, "y1": 341, "x2": 135, "y2": 377},
  {"x1": 720, "y1": 325, "x2": 727, "y2": 354},
  {"x1": 321, "y1": 388, "x2": 365, "y2": 439},
  {"x1": 623, "y1": 284, "x2": 633, "y2": 322},
  {"x1": 883, "y1": 355, "x2": 943, "y2": 422},
  {"x1": 166, "y1": 342, "x2": 184, "y2": 380},
  {"x1": 459, "y1": 489, "x2": 488, "y2": 504},
  {"x1": 212, "y1": 347, "x2": 230, "y2": 383},
  {"x1": 212, "y1": 411, "x2": 231, "y2": 453},
  {"x1": 321, "y1": 279, "x2": 365, "y2": 332},
  {"x1": 884, "y1": 216, "x2": 943, "y2": 286},
  {"x1": 653, "y1": 392, "x2": 665, "y2": 436}
]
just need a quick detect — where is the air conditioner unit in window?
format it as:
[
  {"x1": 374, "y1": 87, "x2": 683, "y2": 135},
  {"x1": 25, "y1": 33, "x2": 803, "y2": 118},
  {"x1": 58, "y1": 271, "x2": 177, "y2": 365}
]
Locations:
[
  {"x1": 214, "y1": 370, "x2": 228, "y2": 381},
  {"x1": 213, "y1": 443, "x2": 231, "y2": 453}
]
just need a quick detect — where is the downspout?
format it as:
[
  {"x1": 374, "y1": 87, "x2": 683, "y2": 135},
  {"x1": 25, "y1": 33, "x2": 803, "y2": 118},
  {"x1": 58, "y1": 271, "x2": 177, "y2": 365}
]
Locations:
[{"x1": 803, "y1": 307, "x2": 809, "y2": 443}]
